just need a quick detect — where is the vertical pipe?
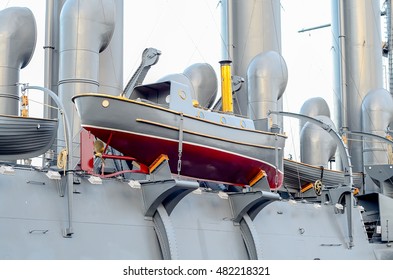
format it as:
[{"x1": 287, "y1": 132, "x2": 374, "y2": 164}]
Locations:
[
  {"x1": 0, "y1": 7, "x2": 36, "y2": 116},
  {"x1": 44, "y1": 0, "x2": 54, "y2": 95},
  {"x1": 220, "y1": 60, "x2": 233, "y2": 113},
  {"x1": 332, "y1": 0, "x2": 383, "y2": 172},
  {"x1": 23, "y1": 85, "x2": 74, "y2": 237},
  {"x1": 58, "y1": 0, "x2": 115, "y2": 163},
  {"x1": 99, "y1": 0, "x2": 123, "y2": 96},
  {"x1": 43, "y1": 0, "x2": 66, "y2": 118},
  {"x1": 338, "y1": 0, "x2": 348, "y2": 131},
  {"x1": 221, "y1": 0, "x2": 233, "y2": 61},
  {"x1": 221, "y1": 0, "x2": 282, "y2": 116}
]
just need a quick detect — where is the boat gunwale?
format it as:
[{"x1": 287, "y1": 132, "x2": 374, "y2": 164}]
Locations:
[
  {"x1": 72, "y1": 93, "x2": 287, "y2": 139},
  {"x1": 0, "y1": 113, "x2": 58, "y2": 122}
]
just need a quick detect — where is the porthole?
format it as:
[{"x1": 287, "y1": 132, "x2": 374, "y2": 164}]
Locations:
[{"x1": 102, "y1": 99, "x2": 110, "y2": 108}]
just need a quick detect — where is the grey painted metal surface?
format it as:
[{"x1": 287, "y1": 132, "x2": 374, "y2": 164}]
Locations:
[
  {"x1": 221, "y1": 0, "x2": 282, "y2": 117},
  {"x1": 247, "y1": 51, "x2": 288, "y2": 131},
  {"x1": 0, "y1": 114, "x2": 57, "y2": 160},
  {"x1": 300, "y1": 115, "x2": 337, "y2": 167},
  {"x1": 0, "y1": 168, "x2": 162, "y2": 259},
  {"x1": 58, "y1": 0, "x2": 115, "y2": 148},
  {"x1": 362, "y1": 88, "x2": 393, "y2": 166},
  {"x1": 99, "y1": 0, "x2": 124, "y2": 96},
  {"x1": 365, "y1": 164, "x2": 393, "y2": 198},
  {"x1": 1, "y1": 0, "x2": 393, "y2": 261},
  {"x1": 1, "y1": 165, "x2": 389, "y2": 259},
  {"x1": 270, "y1": 111, "x2": 353, "y2": 187},
  {"x1": 183, "y1": 63, "x2": 218, "y2": 108},
  {"x1": 299, "y1": 98, "x2": 333, "y2": 166},
  {"x1": 0, "y1": 7, "x2": 36, "y2": 115},
  {"x1": 299, "y1": 97, "x2": 330, "y2": 132},
  {"x1": 43, "y1": 0, "x2": 66, "y2": 119},
  {"x1": 123, "y1": 48, "x2": 161, "y2": 98},
  {"x1": 331, "y1": 0, "x2": 384, "y2": 172}
]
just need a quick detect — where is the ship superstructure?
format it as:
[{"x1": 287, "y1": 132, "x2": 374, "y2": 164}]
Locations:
[{"x1": 1, "y1": 0, "x2": 393, "y2": 260}]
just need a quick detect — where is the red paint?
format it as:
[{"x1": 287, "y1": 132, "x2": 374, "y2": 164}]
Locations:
[
  {"x1": 84, "y1": 126, "x2": 283, "y2": 189},
  {"x1": 79, "y1": 129, "x2": 95, "y2": 173}
]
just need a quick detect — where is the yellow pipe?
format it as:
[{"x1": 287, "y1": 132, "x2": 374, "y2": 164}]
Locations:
[{"x1": 219, "y1": 60, "x2": 233, "y2": 113}]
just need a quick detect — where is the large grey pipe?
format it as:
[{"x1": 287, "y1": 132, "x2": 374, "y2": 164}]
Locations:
[
  {"x1": 183, "y1": 63, "x2": 218, "y2": 108},
  {"x1": 221, "y1": 0, "x2": 282, "y2": 117},
  {"x1": 44, "y1": 0, "x2": 66, "y2": 119},
  {"x1": 362, "y1": 88, "x2": 393, "y2": 166},
  {"x1": 300, "y1": 115, "x2": 337, "y2": 167},
  {"x1": 299, "y1": 97, "x2": 330, "y2": 130},
  {"x1": 99, "y1": 0, "x2": 123, "y2": 95},
  {"x1": 247, "y1": 51, "x2": 287, "y2": 131},
  {"x1": 58, "y1": 0, "x2": 115, "y2": 151},
  {"x1": 0, "y1": 7, "x2": 36, "y2": 115},
  {"x1": 299, "y1": 98, "x2": 335, "y2": 167},
  {"x1": 331, "y1": 0, "x2": 383, "y2": 172}
]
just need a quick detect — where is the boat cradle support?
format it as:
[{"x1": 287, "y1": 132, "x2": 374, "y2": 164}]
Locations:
[
  {"x1": 140, "y1": 154, "x2": 198, "y2": 218},
  {"x1": 228, "y1": 188, "x2": 281, "y2": 259},
  {"x1": 139, "y1": 155, "x2": 198, "y2": 259},
  {"x1": 141, "y1": 178, "x2": 198, "y2": 218}
]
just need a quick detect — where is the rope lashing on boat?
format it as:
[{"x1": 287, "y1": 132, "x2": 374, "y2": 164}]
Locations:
[{"x1": 177, "y1": 113, "x2": 184, "y2": 175}]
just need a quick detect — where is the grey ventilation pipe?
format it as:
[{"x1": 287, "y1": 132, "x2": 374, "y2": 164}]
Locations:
[
  {"x1": 58, "y1": 0, "x2": 115, "y2": 148},
  {"x1": 183, "y1": 63, "x2": 218, "y2": 108},
  {"x1": 221, "y1": 0, "x2": 282, "y2": 117},
  {"x1": 247, "y1": 51, "x2": 287, "y2": 132},
  {"x1": 299, "y1": 97, "x2": 334, "y2": 167},
  {"x1": 362, "y1": 88, "x2": 393, "y2": 166},
  {"x1": 99, "y1": 0, "x2": 123, "y2": 96},
  {"x1": 331, "y1": 0, "x2": 383, "y2": 172},
  {"x1": 0, "y1": 7, "x2": 36, "y2": 115},
  {"x1": 300, "y1": 115, "x2": 337, "y2": 167},
  {"x1": 299, "y1": 97, "x2": 330, "y2": 131}
]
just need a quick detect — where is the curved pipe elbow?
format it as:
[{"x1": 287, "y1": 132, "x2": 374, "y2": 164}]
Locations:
[
  {"x1": 247, "y1": 51, "x2": 288, "y2": 121},
  {"x1": 0, "y1": 7, "x2": 36, "y2": 69},
  {"x1": 60, "y1": 0, "x2": 115, "y2": 53},
  {"x1": 362, "y1": 88, "x2": 393, "y2": 133}
]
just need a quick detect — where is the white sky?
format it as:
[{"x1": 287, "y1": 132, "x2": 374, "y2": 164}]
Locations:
[{"x1": 1, "y1": 0, "x2": 381, "y2": 160}]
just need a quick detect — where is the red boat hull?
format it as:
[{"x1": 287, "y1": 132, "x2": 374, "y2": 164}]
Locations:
[{"x1": 85, "y1": 125, "x2": 283, "y2": 189}]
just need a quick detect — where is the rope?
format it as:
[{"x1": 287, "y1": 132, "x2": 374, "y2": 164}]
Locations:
[
  {"x1": 28, "y1": 98, "x2": 59, "y2": 110},
  {"x1": 57, "y1": 149, "x2": 68, "y2": 171}
]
